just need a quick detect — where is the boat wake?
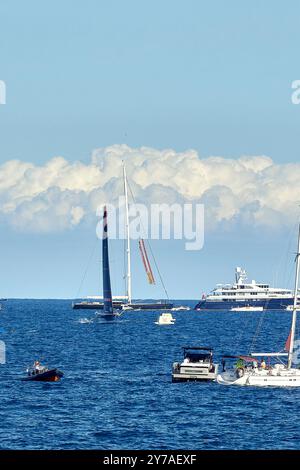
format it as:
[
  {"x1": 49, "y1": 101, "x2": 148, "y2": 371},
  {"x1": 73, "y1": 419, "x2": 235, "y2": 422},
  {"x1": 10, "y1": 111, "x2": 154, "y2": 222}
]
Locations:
[
  {"x1": 77, "y1": 314, "x2": 126, "y2": 325},
  {"x1": 77, "y1": 318, "x2": 93, "y2": 324}
]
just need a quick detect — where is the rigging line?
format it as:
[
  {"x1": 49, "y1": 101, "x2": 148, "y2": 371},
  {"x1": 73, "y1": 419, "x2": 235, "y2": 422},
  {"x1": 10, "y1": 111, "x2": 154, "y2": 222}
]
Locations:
[
  {"x1": 281, "y1": 222, "x2": 298, "y2": 289},
  {"x1": 263, "y1": 224, "x2": 297, "y2": 311},
  {"x1": 283, "y1": 212, "x2": 300, "y2": 289},
  {"x1": 123, "y1": 229, "x2": 127, "y2": 298},
  {"x1": 287, "y1": 231, "x2": 300, "y2": 290},
  {"x1": 286, "y1": 264, "x2": 295, "y2": 294},
  {"x1": 233, "y1": 312, "x2": 258, "y2": 354},
  {"x1": 249, "y1": 309, "x2": 267, "y2": 354},
  {"x1": 276, "y1": 224, "x2": 300, "y2": 313},
  {"x1": 249, "y1": 223, "x2": 299, "y2": 351},
  {"x1": 127, "y1": 179, "x2": 170, "y2": 301},
  {"x1": 144, "y1": 239, "x2": 170, "y2": 300},
  {"x1": 75, "y1": 237, "x2": 99, "y2": 299}
]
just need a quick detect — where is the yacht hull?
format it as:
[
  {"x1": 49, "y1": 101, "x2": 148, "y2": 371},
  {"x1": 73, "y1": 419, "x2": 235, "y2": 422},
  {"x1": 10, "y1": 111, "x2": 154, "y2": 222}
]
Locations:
[
  {"x1": 195, "y1": 297, "x2": 292, "y2": 311},
  {"x1": 217, "y1": 370, "x2": 300, "y2": 387}
]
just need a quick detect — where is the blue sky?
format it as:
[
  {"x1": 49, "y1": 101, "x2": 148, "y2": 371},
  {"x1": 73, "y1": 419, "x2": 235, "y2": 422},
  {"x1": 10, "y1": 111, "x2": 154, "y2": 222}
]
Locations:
[{"x1": 0, "y1": 1, "x2": 300, "y2": 298}]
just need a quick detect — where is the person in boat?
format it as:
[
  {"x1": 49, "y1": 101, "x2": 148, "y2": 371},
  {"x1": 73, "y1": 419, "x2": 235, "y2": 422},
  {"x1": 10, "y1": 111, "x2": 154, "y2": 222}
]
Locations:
[
  {"x1": 235, "y1": 358, "x2": 246, "y2": 378},
  {"x1": 260, "y1": 358, "x2": 266, "y2": 370},
  {"x1": 221, "y1": 358, "x2": 226, "y2": 372},
  {"x1": 34, "y1": 361, "x2": 45, "y2": 374},
  {"x1": 236, "y1": 358, "x2": 245, "y2": 370}
]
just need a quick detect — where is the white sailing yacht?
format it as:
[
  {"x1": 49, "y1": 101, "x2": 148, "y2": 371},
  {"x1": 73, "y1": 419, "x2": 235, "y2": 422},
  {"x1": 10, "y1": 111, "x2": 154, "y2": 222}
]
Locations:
[
  {"x1": 217, "y1": 223, "x2": 300, "y2": 387},
  {"x1": 121, "y1": 163, "x2": 173, "y2": 311}
]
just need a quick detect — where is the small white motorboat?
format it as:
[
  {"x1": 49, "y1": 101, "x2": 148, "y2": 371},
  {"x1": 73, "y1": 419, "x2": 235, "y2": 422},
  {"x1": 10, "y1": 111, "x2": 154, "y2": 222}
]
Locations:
[
  {"x1": 155, "y1": 312, "x2": 175, "y2": 325},
  {"x1": 172, "y1": 347, "x2": 218, "y2": 382},
  {"x1": 230, "y1": 306, "x2": 264, "y2": 312}
]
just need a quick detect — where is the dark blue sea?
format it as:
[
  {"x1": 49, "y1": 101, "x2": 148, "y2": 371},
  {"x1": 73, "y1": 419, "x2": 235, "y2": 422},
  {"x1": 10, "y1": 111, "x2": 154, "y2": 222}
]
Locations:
[{"x1": 0, "y1": 299, "x2": 299, "y2": 450}]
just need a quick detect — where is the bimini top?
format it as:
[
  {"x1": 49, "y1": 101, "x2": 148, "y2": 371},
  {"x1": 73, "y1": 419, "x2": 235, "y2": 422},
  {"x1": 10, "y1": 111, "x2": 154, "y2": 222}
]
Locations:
[
  {"x1": 183, "y1": 347, "x2": 213, "y2": 362},
  {"x1": 222, "y1": 355, "x2": 260, "y2": 363}
]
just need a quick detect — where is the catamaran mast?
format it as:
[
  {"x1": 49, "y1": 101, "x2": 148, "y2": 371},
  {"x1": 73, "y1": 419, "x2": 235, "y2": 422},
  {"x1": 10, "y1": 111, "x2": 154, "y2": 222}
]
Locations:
[
  {"x1": 288, "y1": 223, "x2": 300, "y2": 368},
  {"x1": 123, "y1": 163, "x2": 132, "y2": 304}
]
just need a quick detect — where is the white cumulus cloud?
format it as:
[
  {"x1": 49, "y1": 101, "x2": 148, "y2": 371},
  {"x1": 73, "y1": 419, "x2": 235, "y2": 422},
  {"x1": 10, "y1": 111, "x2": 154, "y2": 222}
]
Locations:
[{"x1": 0, "y1": 144, "x2": 299, "y2": 232}]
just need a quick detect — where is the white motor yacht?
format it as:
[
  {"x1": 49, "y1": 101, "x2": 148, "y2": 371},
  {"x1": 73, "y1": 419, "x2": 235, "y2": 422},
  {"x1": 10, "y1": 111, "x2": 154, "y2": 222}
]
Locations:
[{"x1": 172, "y1": 347, "x2": 218, "y2": 382}]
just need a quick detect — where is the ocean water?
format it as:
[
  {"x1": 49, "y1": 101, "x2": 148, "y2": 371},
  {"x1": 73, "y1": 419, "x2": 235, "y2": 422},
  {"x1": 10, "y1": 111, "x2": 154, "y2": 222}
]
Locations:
[{"x1": 0, "y1": 299, "x2": 300, "y2": 450}]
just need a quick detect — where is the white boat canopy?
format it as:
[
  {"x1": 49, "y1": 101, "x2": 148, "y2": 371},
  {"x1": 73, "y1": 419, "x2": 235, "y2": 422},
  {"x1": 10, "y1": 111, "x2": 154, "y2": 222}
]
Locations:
[{"x1": 250, "y1": 352, "x2": 288, "y2": 357}]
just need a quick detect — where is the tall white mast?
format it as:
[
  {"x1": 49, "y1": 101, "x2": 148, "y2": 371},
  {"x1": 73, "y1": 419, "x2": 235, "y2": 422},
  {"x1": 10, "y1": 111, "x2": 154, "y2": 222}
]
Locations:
[
  {"x1": 123, "y1": 163, "x2": 132, "y2": 304},
  {"x1": 288, "y1": 223, "x2": 300, "y2": 369}
]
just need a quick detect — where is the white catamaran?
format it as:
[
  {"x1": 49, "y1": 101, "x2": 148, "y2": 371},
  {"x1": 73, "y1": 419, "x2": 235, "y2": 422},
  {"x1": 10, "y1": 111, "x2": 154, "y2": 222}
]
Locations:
[{"x1": 217, "y1": 223, "x2": 300, "y2": 387}]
